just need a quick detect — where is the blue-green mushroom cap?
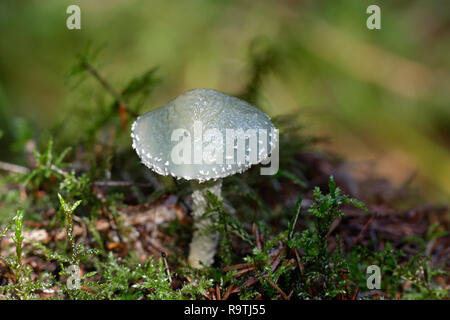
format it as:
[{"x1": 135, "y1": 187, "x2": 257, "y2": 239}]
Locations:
[{"x1": 131, "y1": 88, "x2": 277, "y2": 182}]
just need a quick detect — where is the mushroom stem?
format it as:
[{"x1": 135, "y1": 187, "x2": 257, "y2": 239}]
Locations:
[{"x1": 188, "y1": 179, "x2": 222, "y2": 268}]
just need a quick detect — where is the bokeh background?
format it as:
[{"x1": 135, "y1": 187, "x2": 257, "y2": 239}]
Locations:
[{"x1": 0, "y1": 0, "x2": 449, "y2": 201}]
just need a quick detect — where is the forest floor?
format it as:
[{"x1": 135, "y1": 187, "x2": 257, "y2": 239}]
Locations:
[{"x1": 0, "y1": 139, "x2": 448, "y2": 300}]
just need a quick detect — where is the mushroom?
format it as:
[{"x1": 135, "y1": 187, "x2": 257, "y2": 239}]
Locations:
[{"x1": 131, "y1": 88, "x2": 277, "y2": 268}]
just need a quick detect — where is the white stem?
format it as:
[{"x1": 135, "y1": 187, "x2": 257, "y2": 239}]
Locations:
[{"x1": 188, "y1": 180, "x2": 222, "y2": 268}]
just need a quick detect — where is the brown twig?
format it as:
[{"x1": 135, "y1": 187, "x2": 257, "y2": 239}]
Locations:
[
  {"x1": 50, "y1": 164, "x2": 70, "y2": 178},
  {"x1": 271, "y1": 247, "x2": 285, "y2": 272},
  {"x1": 222, "y1": 262, "x2": 254, "y2": 272},
  {"x1": 243, "y1": 276, "x2": 259, "y2": 287},
  {"x1": 93, "y1": 181, "x2": 153, "y2": 188},
  {"x1": 352, "y1": 214, "x2": 375, "y2": 245},
  {"x1": 215, "y1": 284, "x2": 221, "y2": 300},
  {"x1": 293, "y1": 248, "x2": 304, "y2": 274},
  {"x1": 80, "y1": 61, "x2": 138, "y2": 118},
  {"x1": 81, "y1": 62, "x2": 122, "y2": 104},
  {"x1": 288, "y1": 290, "x2": 294, "y2": 299},
  {"x1": 352, "y1": 286, "x2": 360, "y2": 300},
  {"x1": 221, "y1": 284, "x2": 239, "y2": 300},
  {"x1": 327, "y1": 217, "x2": 342, "y2": 238},
  {"x1": 261, "y1": 275, "x2": 290, "y2": 300},
  {"x1": 253, "y1": 223, "x2": 262, "y2": 250},
  {"x1": 0, "y1": 161, "x2": 30, "y2": 174},
  {"x1": 161, "y1": 251, "x2": 172, "y2": 283},
  {"x1": 232, "y1": 267, "x2": 256, "y2": 278}
]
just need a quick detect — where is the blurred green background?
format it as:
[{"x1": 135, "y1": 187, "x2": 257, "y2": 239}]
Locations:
[{"x1": 0, "y1": 0, "x2": 449, "y2": 201}]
